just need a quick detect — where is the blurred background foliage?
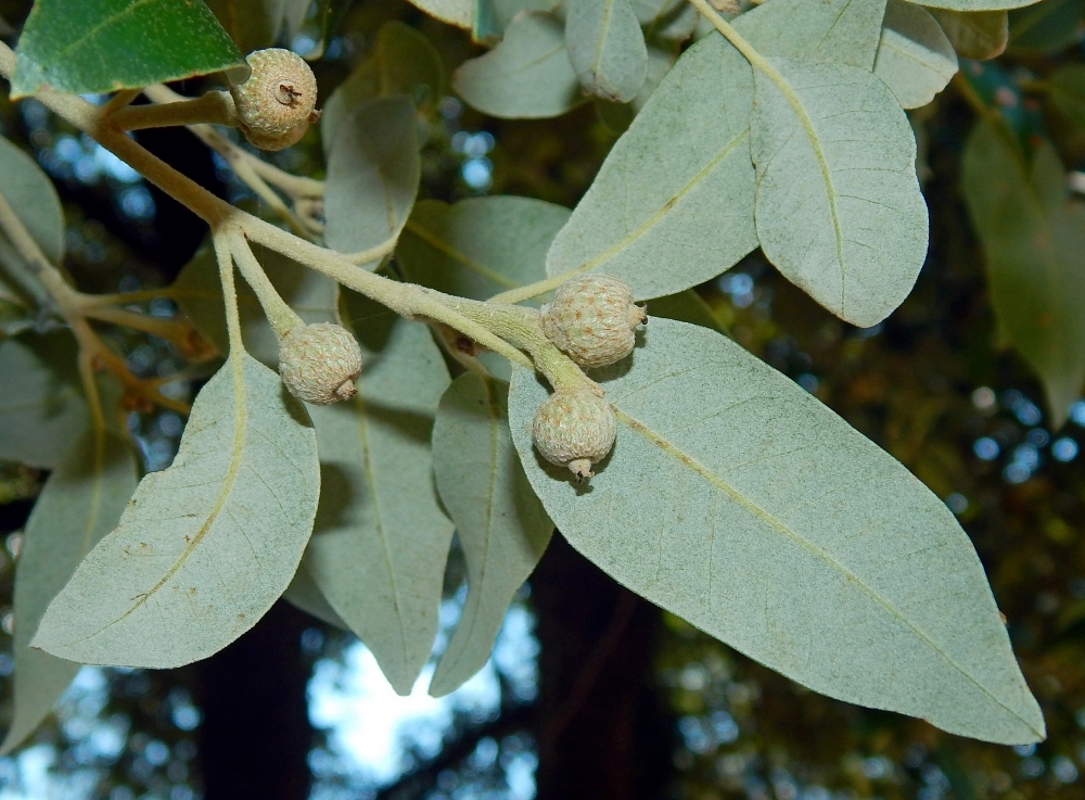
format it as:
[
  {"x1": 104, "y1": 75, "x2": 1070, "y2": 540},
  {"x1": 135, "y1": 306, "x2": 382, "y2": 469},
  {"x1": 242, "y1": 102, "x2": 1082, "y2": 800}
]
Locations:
[{"x1": 2, "y1": 0, "x2": 1085, "y2": 798}]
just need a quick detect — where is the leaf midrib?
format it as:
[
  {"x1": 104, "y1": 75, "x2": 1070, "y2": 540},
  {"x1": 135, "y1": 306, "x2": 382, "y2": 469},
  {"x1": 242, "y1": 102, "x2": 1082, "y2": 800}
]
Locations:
[{"x1": 613, "y1": 405, "x2": 1039, "y2": 733}]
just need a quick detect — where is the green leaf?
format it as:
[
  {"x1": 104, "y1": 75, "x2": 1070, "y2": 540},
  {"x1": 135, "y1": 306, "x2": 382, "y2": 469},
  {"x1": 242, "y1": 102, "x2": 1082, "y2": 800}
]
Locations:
[
  {"x1": 480, "y1": 0, "x2": 561, "y2": 37},
  {"x1": 303, "y1": 293, "x2": 453, "y2": 694},
  {"x1": 32, "y1": 353, "x2": 320, "y2": 667},
  {"x1": 630, "y1": 0, "x2": 697, "y2": 41},
  {"x1": 282, "y1": 564, "x2": 349, "y2": 630},
  {"x1": 1008, "y1": 0, "x2": 1082, "y2": 51},
  {"x1": 916, "y1": 0, "x2": 1041, "y2": 11},
  {"x1": 406, "y1": 0, "x2": 474, "y2": 28},
  {"x1": 11, "y1": 0, "x2": 245, "y2": 98},
  {"x1": 397, "y1": 197, "x2": 570, "y2": 301},
  {"x1": 545, "y1": 35, "x2": 756, "y2": 299},
  {"x1": 452, "y1": 13, "x2": 582, "y2": 119},
  {"x1": 961, "y1": 121, "x2": 1085, "y2": 427},
  {"x1": 564, "y1": 0, "x2": 648, "y2": 103},
  {"x1": 321, "y1": 21, "x2": 446, "y2": 156},
  {"x1": 173, "y1": 243, "x2": 339, "y2": 365},
  {"x1": 205, "y1": 0, "x2": 289, "y2": 53},
  {"x1": 751, "y1": 58, "x2": 928, "y2": 327},
  {"x1": 429, "y1": 374, "x2": 552, "y2": 696},
  {"x1": 323, "y1": 96, "x2": 420, "y2": 260},
  {"x1": 544, "y1": 0, "x2": 886, "y2": 300},
  {"x1": 0, "y1": 136, "x2": 64, "y2": 268},
  {"x1": 1050, "y1": 65, "x2": 1085, "y2": 130},
  {"x1": 929, "y1": 9, "x2": 1008, "y2": 59},
  {"x1": 508, "y1": 318, "x2": 1045, "y2": 744},
  {"x1": 874, "y1": 0, "x2": 958, "y2": 109},
  {"x1": 1, "y1": 429, "x2": 137, "y2": 754},
  {"x1": 0, "y1": 333, "x2": 87, "y2": 469}
]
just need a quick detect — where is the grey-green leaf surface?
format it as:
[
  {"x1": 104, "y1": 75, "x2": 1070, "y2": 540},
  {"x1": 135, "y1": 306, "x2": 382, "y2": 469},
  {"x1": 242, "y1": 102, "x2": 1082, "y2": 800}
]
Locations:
[
  {"x1": 751, "y1": 58, "x2": 928, "y2": 327},
  {"x1": 397, "y1": 197, "x2": 570, "y2": 301},
  {"x1": 324, "y1": 96, "x2": 420, "y2": 260},
  {"x1": 915, "y1": 0, "x2": 1040, "y2": 11},
  {"x1": 0, "y1": 136, "x2": 64, "y2": 269},
  {"x1": 929, "y1": 9, "x2": 1008, "y2": 59},
  {"x1": 564, "y1": 0, "x2": 648, "y2": 103},
  {"x1": 32, "y1": 353, "x2": 320, "y2": 668},
  {"x1": 482, "y1": 0, "x2": 562, "y2": 36},
  {"x1": 874, "y1": 0, "x2": 958, "y2": 109},
  {"x1": 452, "y1": 13, "x2": 582, "y2": 119},
  {"x1": 0, "y1": 333, "x2": 87, "y2": 469},
  {"x1": 303, "y1": 294, "x2": 453, "y2": 694},
  {"x1": 406, "y1": 0, "x2": 474, "y2": 28},
  {"x1": 282, "y1": 564, "x2": 350, "y2": 630},
  {"x1": 429, "y1": 374, "x2": 552, "y2": 696},
  {"x1": 10, "y1": 0, "x2": 244, "y2": 98},
  {"x1": 1, "y1": 429, "x2": 137, "y2": 754},
  {"x1": 508, "y1": 318, "x2": 1045, "y2": 744},
  {"x1": 961, "y1": 121, "x2": 1085, "y2": 427},
  {"x1": 1050, "y1": 65, "x2": 1085, "y2": 130},
  {"x1": 173, "y1": 243, "x2": 339, "y2": 365},
  {"x1": 205, "y1": 0, "x2": 288, "y2": 53},
  {"x1": 321, "y1": 21, "x2": 446, "y2": 157},
  {"x1": 631, "y1": 0, "x2": 697, "y2": 41},
  {"x1": 543, "y1": 0, "x2": 886, "y2": 300}
]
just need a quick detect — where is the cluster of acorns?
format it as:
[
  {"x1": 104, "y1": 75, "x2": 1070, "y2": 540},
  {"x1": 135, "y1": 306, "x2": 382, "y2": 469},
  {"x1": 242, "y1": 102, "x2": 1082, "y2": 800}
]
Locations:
[{"x1": 275, "y1": 284, "x2": 641, "y2": 482}]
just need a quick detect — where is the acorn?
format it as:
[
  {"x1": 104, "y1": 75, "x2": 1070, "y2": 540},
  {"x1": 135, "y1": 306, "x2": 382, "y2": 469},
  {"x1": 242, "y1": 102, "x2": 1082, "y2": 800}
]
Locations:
[
  {"x1": 541, "y1": 274, "x2": 646, "y2": 369},
  {"x1": 278, "y1": 323, "x2": 363, "y2": 405},
  {"x1": 532, "y1": 389, "x2": 616, "y2": 481},
  {"x1": 229, "y1": 48, "x2": 319, "y2": 151}
]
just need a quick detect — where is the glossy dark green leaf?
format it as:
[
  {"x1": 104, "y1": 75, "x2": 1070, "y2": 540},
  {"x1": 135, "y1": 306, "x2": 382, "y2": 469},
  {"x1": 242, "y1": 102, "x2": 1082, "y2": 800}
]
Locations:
[
  {"x1": 324, "y1": 96, "x2": 420, "y2": 259},
  {"x1": 429, "y1": 373, "x2": 552, "y2": 696},
  {"x1": 509, "y1": 318, "x2": 1045, "y2": 744},
  {"x1": 929, "y1": 9, "x2": 1008, "y2": 59},
  {"x1": 453, "y1": 13, "x2": 582, "y2": 119},
  {"x1": 1, "y1": 429, "x2": 137, "y2": 754},
  {"x1": 11, "y1": 0, "x2": 244, "y2": 98},
  {"x1": 961, "y1": 121, "x2": 1085, "y2": 427}
]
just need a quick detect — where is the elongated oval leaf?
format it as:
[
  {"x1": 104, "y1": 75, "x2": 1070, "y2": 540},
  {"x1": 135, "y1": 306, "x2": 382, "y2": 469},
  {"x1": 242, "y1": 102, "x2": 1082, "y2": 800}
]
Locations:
[
  {"x1": 0, "y1": 333, "x2": 86, "y2": 469},
  {"x1": 282, "y1": 565, "x2": 349, "y2": 630},
  {"x1": 961, "y1": 122, "x2": 1085, "y2": 427},
  {"x1": 544, "y1": 35, "x2": 756, "y2": 300},
  {"x1": 929, "y1": 9, "x2": 1008, "y2": 59},
  {"x1": 11, "y1": 0, "x2": 244, "y2": 98},
  {"x1": 508, "y1": 318, "x2": 1044, "y2": 744},
  {"x1": 564, "y1": 0, "x2": 648, "y2": 103},
  {"x1": 324, "y1": 96, "x2": 420, "y2": 260},
  {"x1": 874, "y1": 0, "x2": 957, "y2": 109},
  {"x1": 544, "y1": 0, "x2": 886, "y2": 300},
  {"x1": 751, "y1": 57, "x2": 928, "y2": 327},
  {"x1": 0, "y1": 136, "x2": 64, "y2": 268},
  {"x1": 1, "y1": 428, "x2": 137, "y2": 754},
  {"x1": 321, "y1": 21, "x2": 446, "y2": 157},
  {"x1": 429, "y1": 374, "x2": 552, "y2": 696},
  {"x1": 303, "y1": 294, "x2": 453, "y2": 694},
  {"x1": 397, "y1": 196, "x2": 570, "y2": 301},
  {"x1": 32, "y1": 353, "x2": 320, "y2": 668},
  {"x1": 452, "y1": 13, "x2": 582, "y2": 119}
]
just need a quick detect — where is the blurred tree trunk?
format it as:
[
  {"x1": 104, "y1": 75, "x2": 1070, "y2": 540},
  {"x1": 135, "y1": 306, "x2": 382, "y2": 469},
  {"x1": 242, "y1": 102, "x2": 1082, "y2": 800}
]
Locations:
[
  {"x1": 196, "y1": 600, "x2": 314, "y2": 800},
  {"x1": 531, "y1": 535, "x2": 675, "y2": 800}
]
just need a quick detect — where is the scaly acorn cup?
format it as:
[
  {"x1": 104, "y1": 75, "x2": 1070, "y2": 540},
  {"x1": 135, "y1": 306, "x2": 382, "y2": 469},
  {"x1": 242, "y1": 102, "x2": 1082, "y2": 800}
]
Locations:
[
  {"x1": 541, "y1": 274, "x2": 647, "y2": 369},
  {"x1": 278, "y1": 322, "x2": 363, "y2": 405},
  {"x1": 229, "y1": 48, "x2": 319, "y2": 151},
  {"x1": 532, "y1": 389, "x2": 616, "y2": 481}
]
